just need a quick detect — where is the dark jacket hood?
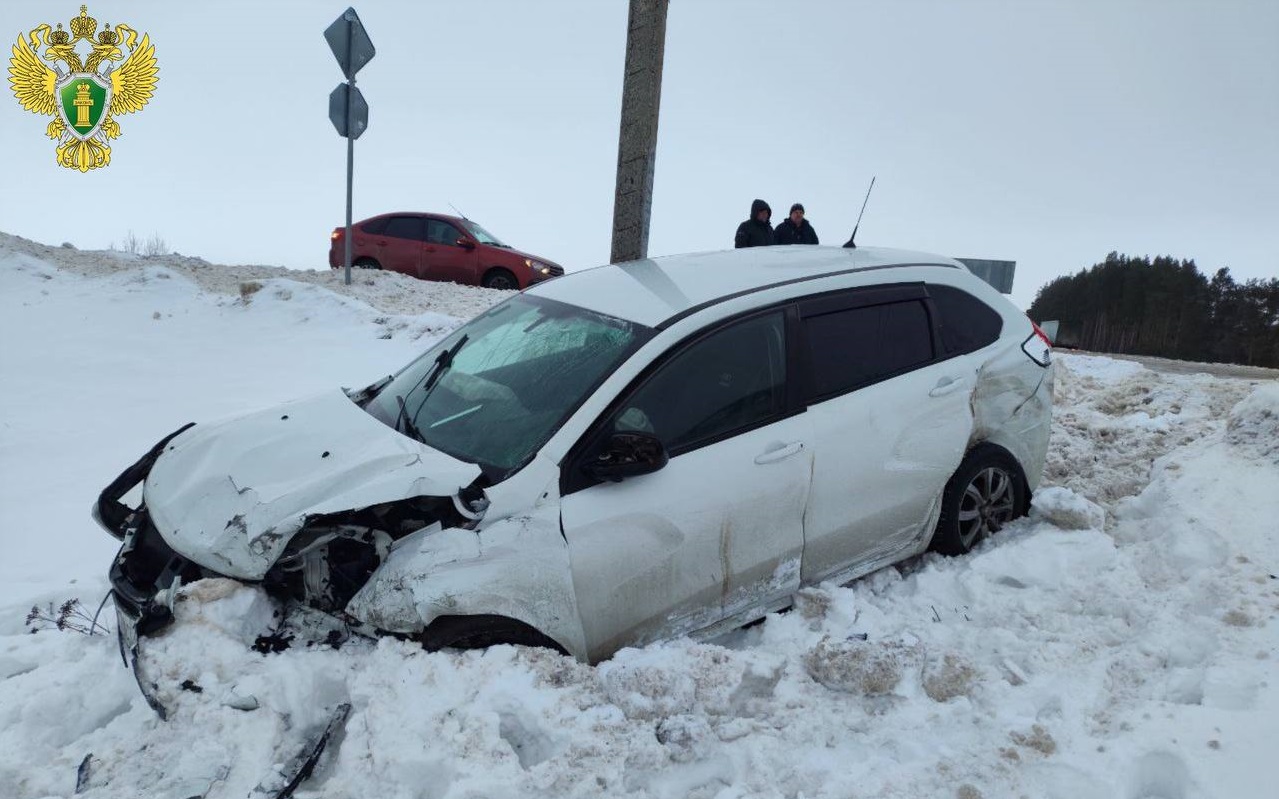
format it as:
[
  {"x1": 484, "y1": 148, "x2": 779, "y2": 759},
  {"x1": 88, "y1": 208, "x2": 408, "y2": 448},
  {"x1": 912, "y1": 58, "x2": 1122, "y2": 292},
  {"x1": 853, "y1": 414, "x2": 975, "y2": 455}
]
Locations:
[{"x1": 750, "y1": 199, "x2": 771, "y2": 221}]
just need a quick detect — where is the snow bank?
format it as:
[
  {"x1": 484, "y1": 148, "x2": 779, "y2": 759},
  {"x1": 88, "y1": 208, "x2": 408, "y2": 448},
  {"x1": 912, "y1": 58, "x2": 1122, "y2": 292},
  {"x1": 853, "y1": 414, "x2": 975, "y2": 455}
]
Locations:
[
  {"x1": 1055, "y1": 352, "x2": 1147, "y2": 381},
  {"x1": 2, "y1": 238, "x2": 1277, "y2": 798},
  {"x1": 0, "y1": 230, "x2": 510, "y2": 320},
  {"x1": 1044, "y1": 351, "x2": 1255, "y2": 507},
  {"x1": 1226, "y1": 383, "x2": 1279, "y2": 464}
]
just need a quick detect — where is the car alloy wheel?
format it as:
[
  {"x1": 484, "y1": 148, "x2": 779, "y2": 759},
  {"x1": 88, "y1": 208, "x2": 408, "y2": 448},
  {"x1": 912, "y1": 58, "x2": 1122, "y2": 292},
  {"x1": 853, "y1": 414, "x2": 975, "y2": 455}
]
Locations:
[
  {"x1": 957, "y1": 466, "x2": 1017, "y2": 549},
  {"x1": 930, "y1": 445, "x2": 1027, "y2": 556},
  {"x1": 483, "y1": 270, "x2": 517, "y2": 290}
]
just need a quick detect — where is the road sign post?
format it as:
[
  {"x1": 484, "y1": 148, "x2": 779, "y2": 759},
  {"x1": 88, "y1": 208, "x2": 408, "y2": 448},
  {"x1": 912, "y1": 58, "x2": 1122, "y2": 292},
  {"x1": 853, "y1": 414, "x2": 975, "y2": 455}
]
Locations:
[{"x1": 324, "y1": 8, "x2": 375, "y2": 286}]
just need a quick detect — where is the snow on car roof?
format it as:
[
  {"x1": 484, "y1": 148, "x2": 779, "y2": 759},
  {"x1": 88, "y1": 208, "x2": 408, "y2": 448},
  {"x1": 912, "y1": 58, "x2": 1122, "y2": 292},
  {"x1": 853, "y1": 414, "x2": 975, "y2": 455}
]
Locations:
[{"x1": 525, "y1": 245, "x2": 964, "y2": 328}]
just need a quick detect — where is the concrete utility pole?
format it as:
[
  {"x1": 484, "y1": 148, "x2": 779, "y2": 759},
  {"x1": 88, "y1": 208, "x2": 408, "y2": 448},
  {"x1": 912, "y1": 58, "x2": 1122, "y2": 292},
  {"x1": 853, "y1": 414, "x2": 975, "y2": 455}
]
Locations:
[{"x1": 610, "y1": 0, "x2": 669, "y2": 264}]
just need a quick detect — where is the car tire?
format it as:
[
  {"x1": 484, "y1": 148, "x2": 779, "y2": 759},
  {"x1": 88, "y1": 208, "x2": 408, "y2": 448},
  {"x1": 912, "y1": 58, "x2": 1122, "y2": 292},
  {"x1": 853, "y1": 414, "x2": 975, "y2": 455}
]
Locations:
[
  {"x1": 420, "y1": 614, "x2": 567, "y2": 656},
  {"x1": 929, "y1": 444, "x2": 1027, "y2": 556},
  {"x1": 354, "y1": 257, "x2": 380, "y2": 269},
  {"x1": 481, "y1": 268, "x2": 518, "y2": 290}
]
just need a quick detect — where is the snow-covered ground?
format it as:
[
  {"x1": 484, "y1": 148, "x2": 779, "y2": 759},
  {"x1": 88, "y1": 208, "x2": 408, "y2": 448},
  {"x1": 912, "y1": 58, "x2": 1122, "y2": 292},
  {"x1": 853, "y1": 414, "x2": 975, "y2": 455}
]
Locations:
[{"x1": 1, "y1": 235, "x2": 1275, "y2": 799}]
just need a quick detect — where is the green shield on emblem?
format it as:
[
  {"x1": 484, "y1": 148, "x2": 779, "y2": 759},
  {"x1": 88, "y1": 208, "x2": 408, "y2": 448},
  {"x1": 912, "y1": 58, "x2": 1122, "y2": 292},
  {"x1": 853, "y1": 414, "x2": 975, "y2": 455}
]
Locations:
[{"x1": 58, "y1": 74, "x2": 111, "y2": 140}]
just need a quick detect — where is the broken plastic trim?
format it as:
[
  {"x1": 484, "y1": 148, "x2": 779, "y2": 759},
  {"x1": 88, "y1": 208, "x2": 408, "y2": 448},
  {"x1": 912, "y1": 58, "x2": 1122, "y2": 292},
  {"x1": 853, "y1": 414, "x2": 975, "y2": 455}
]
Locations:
[
  {"x1": 113, "y1": 596, "x2": 174, "y2": 719},
  {"x1": 261, "y1": 493, "x2": 475, "y2": 616},
  {"x1": 246, "y1": 703, "x2": 351, "y2": 799}
]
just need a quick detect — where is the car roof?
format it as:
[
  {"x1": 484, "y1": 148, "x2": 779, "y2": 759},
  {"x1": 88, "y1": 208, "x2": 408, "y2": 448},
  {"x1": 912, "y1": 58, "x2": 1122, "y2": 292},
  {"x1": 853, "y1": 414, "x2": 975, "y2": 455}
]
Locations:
[
  {"x1": 367, "y1": 212, "x2": 468, "y2": 227},
  {"x1": 525, "y1": 245, "x2": 967, "y2": 328}
]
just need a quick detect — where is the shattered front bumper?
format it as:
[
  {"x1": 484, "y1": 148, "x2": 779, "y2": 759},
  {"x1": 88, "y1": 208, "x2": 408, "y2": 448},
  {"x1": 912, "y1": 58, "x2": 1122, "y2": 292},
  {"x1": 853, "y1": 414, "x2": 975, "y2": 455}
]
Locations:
[
  {"x1": 94, "y1": 424, "x2": 201, "y2": 718},
  {"x1": 111, "y1": 592, "x2": 164, "y2": 717},
  {"x1": 108, "y1": 515, "x2": 209, "y2": 719}
]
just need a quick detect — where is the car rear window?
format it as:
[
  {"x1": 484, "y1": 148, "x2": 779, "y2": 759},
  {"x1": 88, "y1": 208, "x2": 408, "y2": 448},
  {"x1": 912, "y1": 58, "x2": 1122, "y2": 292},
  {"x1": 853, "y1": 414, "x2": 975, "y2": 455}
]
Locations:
[
  {"x1": 804, "y1": 300, "x2": 934, "y2": 399},
  {"x1": 360, "y1": 218, "x2": 388, "y2": 235},
  {"x1": 929, "y1": 284, "x2": 1003, "y2": 356}
]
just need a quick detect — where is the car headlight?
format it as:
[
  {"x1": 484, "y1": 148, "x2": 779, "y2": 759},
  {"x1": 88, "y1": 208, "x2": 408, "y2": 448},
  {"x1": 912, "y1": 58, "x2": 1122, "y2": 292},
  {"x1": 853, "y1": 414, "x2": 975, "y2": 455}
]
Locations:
[{"x1": 524, "y1": 259, "x2": 551, "y2": 275}]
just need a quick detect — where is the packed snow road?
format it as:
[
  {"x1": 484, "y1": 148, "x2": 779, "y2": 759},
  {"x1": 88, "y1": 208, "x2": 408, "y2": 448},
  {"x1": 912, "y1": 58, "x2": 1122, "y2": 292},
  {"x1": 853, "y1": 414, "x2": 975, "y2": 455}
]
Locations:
[{"x1": 1, "y1": 235, "x2": 1276, "y2": 799}]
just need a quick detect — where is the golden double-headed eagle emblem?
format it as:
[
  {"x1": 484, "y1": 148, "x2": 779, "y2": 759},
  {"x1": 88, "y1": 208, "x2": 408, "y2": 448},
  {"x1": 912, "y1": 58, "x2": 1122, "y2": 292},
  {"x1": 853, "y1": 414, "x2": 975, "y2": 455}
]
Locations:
[{"x1": 8, "y1": 5, "x2": 158, "y2": 172}]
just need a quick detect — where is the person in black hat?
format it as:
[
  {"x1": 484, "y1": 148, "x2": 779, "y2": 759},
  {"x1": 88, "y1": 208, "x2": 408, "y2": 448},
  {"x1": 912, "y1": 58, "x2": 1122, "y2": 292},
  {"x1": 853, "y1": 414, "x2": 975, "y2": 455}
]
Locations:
[
  {"x1": 774, "y1": 203, "x2": 819, "y2": 245},
  {"x1": 734, "y1": 199, "x2": 776, "y2": 248}
]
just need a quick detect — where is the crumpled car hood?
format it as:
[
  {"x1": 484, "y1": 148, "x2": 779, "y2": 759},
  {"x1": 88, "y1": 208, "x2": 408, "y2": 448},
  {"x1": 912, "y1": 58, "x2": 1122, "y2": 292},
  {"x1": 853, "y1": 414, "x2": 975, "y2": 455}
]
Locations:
[{"x1": 144, "y1": 389, "x2": 482, "y2": 580}]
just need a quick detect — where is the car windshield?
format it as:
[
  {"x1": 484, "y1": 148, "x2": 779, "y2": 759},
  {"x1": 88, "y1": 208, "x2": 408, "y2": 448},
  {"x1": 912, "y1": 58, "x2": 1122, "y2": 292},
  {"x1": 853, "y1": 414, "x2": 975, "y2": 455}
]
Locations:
[
  {"x1": 464, "y1": 221, "x2": 507, "y2": 247},
  {"x1": 364, "y1": 295, "x2": 651, "y2": 479}
]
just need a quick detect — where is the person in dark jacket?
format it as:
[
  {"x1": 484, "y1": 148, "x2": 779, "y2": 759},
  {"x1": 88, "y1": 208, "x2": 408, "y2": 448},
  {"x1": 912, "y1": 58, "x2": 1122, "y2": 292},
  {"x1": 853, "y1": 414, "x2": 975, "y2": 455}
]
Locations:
[
  {"x1": 734, "y1": 199, "x2": 775, "y2": 248},
  {"x1": 774, "y1": 203, "x2": 819, "y2": 245}
]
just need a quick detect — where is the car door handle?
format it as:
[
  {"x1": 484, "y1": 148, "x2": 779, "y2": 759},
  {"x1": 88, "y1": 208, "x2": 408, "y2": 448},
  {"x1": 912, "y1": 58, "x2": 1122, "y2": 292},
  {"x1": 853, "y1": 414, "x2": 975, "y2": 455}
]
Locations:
[
  {"x1": 929, "y1": 376, "x2": 966, "y2": 397},
  {"x1": 754, "y1": 441, "x2": 804, "y2": 464},
  {"x1": 375, "y1": 239, "x2": 387, "y2": 246}
]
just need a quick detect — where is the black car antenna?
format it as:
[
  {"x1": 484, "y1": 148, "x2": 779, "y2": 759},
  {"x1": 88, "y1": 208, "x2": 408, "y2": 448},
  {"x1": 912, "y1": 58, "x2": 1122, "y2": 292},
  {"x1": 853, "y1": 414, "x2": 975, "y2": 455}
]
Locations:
[
  {"x1": 448, "y1": 202, "x2": 470, "y2": 220},
  {"x1": 843, "y1": 176, "x2": 876, "y2": 249}
]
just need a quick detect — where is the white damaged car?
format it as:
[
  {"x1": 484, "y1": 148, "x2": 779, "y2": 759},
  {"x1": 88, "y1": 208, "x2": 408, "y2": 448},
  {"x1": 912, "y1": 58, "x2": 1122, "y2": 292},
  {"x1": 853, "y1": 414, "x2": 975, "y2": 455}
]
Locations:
[{"x1": 97, "y1": 245, "x2": 1053, "y2": 709}]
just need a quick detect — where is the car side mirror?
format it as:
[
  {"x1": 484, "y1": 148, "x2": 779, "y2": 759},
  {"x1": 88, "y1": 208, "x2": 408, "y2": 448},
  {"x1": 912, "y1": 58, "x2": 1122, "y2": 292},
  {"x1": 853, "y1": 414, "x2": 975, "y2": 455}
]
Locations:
[
  {"x1": 583, "y1": 432, "x2": 668, "y2": 482},
  {"x1": 457, "y1": 238, "x2": 476, "y2": 250}
]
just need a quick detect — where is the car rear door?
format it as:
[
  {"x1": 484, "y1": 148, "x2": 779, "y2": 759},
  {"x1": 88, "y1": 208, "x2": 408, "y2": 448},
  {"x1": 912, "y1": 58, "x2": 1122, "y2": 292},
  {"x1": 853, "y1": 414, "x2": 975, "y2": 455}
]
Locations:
[
  {"x1": 423, "y1": 219, "x2": 479, "y2": 284},
  {"x1": 798, "y1": 284, "x2": 974, "y2": 584},
  {"x1": 375, "y1": 216, "x2": 427, "y2": 276},
  {"x1": 337, "y1": 217, "x2": 387, "y2": 267},
  {"x1": 560, "y1": 309, "x2": 811, "y2": 661}
]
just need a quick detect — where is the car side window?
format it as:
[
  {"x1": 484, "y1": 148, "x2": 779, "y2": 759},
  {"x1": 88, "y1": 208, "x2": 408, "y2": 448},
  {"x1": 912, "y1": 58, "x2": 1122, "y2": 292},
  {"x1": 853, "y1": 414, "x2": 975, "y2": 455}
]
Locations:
[
  {"x1": 360, "y1": 218, "x2": 388, "y2": 235},
  {"x1": 928, "y1": 284, "x2": 1003, "y2": 356},
  {"x1": 383, "y1": 216, "x2": 425, "y2": 241},
  {"x1": 428, "y1": 220, "x2": 464, "y2": 246},
  {"x1": 609, "y1": 311, "x2": 787, "y2": 455},
  {"x1": 804, "y1": 300, "x2": 934, "y2": 400}
]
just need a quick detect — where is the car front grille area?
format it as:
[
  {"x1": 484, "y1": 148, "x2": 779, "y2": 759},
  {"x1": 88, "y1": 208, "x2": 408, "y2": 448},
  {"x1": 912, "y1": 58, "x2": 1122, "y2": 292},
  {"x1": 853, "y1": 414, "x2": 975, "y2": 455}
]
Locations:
[
  {"x1": 547, "y1": 264, "x2": 564, "y2": 277},
  {"x1": 109, "y1": 513, "x2": 208, "y2": 636}
]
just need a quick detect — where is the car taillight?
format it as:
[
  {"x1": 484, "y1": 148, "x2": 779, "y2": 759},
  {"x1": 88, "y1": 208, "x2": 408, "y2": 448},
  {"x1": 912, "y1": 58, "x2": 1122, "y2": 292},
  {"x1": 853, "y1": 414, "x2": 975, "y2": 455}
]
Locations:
[
  {"x1": 1021, "y1": 318, "x2": 1052, "y2": 367},
  {"x1": 330, "y1": 229, "x2": 342, "y2": 241}
]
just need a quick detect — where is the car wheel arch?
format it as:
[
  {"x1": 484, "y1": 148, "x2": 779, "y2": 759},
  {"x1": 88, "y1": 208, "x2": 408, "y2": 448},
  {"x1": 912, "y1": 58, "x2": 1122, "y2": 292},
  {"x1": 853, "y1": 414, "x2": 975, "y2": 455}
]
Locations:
[
  {"x1": 927, "y1": 440, "x2": 1031, "y2": 556},
  {"x1": 961, "y1": 441, "x2": 1031, "y2": 513},
  {"x1": 346, "y1": 511, "x2": 589, "y2": 659},
  {"x1": 419, "y1": 613, "x2": 570, "y2": 656},
  {"x1": 481, "y1": 266, "x2": 519, "y2": 290}
]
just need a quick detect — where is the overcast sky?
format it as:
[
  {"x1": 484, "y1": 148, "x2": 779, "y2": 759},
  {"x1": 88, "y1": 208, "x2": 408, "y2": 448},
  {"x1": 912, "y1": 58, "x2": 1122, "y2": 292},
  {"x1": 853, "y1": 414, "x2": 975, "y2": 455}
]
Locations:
[{"x1": 2, "y1": 0, "x2": 1275, "y2": 309}]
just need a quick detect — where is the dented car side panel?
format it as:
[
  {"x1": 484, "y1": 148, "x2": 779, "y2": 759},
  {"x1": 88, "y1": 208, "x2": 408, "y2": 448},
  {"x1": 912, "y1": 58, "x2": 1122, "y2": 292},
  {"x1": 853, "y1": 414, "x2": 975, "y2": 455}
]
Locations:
[
  {"x1": 964, "y1": 316, "x2": 1055, "y2": 494},
  {"x1": 561, "y1": 412, "x2": 812, "y2": 662},
  {"x1": 977, "y1": 363, "x2": 1055, "y2": 493},
  {"x1": 346, "y1": 455, "x2": 588, "y2": 657},
  {"x1": 800, "y1": 349, "x2": 976, "y2": 584}
]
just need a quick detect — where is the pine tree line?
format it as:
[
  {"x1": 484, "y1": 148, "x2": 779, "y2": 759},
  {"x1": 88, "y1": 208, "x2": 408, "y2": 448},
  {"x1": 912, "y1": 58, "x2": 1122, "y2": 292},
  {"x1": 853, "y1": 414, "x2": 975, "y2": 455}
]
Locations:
[{"x1": 1028, "y1": 252, "x2": 1279, "y2": 367}]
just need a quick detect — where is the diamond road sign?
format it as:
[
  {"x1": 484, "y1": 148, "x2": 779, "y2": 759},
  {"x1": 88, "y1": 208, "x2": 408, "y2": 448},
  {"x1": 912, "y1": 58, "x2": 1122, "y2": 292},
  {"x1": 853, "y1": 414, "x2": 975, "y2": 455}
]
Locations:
[
  {"x1": 324, "y1": 8, "x2": 376, "y2": 80},
  {"x1": 329, "y1": 83, "x2": 368, "y2": 140}
]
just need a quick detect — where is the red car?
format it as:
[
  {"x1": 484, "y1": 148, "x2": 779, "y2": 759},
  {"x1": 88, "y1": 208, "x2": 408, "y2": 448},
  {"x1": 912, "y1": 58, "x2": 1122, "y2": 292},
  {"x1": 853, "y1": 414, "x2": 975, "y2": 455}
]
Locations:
[{"x1": 329, "y1": 213, "x2": 564, "y2": 290}]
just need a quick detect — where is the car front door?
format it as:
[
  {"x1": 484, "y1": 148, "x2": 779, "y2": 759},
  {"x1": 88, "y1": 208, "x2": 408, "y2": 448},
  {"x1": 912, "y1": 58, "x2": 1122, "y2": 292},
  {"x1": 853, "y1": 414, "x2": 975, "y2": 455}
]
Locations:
[
  {"x1": 560, "y1": 309, "x2": 811, "y2": 661},
  {"x1": 422, "y1": 219, "x2": 479, "y2": 284},
  {"x1": 798, "y1": 285, "x2": 975, "y2": 584},
  {"x1": 375, "y1": 216, "x2": 427, "y2": 276}
]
